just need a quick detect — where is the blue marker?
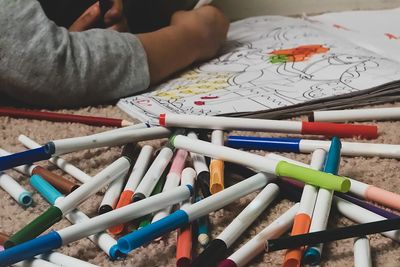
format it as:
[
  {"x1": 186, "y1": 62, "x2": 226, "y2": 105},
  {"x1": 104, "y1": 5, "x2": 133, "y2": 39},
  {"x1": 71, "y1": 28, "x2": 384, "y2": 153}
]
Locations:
[
  {"x1": 30, "y1": 175, "x2": 126, "y2": 260},
  {"x1": 0, "y1": 127, "x2": 170, "y2": 171},
  {"x1": 303, "y1": 137, "x2": 341, "y2": 265},
  {"x1": 0, "y1": 184, "x2": 192, "y2": 266},
  {"x1": 226, "y1": 135, "x2": 400, "y2": 159},
  {"x1": 117, "y1": 172, "x2": 275, "y2": 254}
]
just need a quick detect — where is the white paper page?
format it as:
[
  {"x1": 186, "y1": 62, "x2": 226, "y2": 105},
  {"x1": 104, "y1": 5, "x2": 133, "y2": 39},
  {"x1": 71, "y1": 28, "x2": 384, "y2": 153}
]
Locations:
[
  {"x1": 309, "y1": 7, "x2": 400, "y2": 63},
  {"x1": 118, "y1": 16, "x2": 400, "y2": 124}
]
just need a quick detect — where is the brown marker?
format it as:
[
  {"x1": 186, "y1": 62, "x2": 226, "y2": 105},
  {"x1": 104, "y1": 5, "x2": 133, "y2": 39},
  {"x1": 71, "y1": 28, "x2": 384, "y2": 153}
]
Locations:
[{"x1": 31, "y1": 166, "x2": 79, "y2": 194}]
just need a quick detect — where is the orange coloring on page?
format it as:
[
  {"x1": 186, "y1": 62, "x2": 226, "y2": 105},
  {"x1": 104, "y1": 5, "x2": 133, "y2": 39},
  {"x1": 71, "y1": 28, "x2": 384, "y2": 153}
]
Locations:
[{"x1": 269, "y1": 44, "x2": 329, "y2": 63}]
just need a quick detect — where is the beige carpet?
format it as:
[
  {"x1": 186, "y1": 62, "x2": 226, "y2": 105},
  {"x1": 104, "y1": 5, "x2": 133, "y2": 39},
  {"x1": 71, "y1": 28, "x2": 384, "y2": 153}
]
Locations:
[{"x1": 1, "y1": 102, "x2": 399, "y2": 267}]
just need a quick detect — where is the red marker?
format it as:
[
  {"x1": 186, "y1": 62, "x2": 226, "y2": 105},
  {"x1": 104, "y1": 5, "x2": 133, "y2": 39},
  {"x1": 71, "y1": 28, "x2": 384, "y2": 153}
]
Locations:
[
  {"x1": 159, "y1": 114, "x2": 378, "y2": 139},
  {"x1": 0, "y1": 107, "x2": 133, "y2": 127}
]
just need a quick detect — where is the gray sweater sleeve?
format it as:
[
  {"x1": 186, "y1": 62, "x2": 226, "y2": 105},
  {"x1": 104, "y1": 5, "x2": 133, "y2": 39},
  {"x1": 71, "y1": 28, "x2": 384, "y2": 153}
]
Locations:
[{"x1": 0, "y1": 0, "x2": 150, "y2": 107}]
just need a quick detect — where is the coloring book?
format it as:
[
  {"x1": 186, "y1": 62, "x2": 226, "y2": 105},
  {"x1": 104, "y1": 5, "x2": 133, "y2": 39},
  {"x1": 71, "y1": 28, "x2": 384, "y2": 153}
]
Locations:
[{"x1": 118, "y1": 8, "x2": 400, "y2": 124}]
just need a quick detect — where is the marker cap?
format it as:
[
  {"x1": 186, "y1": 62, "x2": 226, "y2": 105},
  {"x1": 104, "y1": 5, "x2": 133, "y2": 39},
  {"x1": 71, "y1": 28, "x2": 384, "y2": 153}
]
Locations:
[
  {"x1": 303, "y1": 247, "x2": 321, "y2": 265},
  {"x1": 0, "y1": 145, "x2": 52, "y2": 171},
  {"x1": 210, "y1": 159, "x2": 224, "y2": 194},
  {"x1": 227, "y1": 136, "x2": 301, "y2": 152},
  {"x1": 218, "y1": 259, "x2": 237, "y2": 267},
  {"x1": 108, "y1": 244, "x2": 127, "y2": 261},
  {"x1": 117, "y1": 210, "x2": 189, "y2": 253},
  {"x1": 30, "y1": 174, "x2": 62, "y2": 205},
  {"x1": 0, "y1": 231, "x2": 62, "y2": 266},
  {"x1": 31, "y1": 166, "x2": 79, "y2": 194},
  {"x1": 5, "y1": 206, "x2": 63, "y2": 248},
  {"x1": 275, "y1": 161, "x2": 350, "y2": 192},
  {"x1": 301, "y1": 121, "x2": 378, "y2": 139},
  {"x1": 191, "y1": 238, "x2": 228, "y2": 267}
]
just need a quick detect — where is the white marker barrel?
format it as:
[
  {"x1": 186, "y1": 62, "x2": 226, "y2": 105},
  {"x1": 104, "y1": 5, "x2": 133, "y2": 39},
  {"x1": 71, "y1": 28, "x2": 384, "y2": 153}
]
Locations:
[
  {"x1": 123, "y1": 145, "x2": 154, "y2": 191},
  {"x1": 0, "y1": 172, "x2": 32, "y2": 206},
  {"x1": 134, "y1": 147, "x2": 174, "y2": 199},
  {"x1": 225, "y1": 204, "x2": 299, "y2": 267},
  {"x1": 162, "y1": 114, "x2": 301, "y2": 133},
  {"x1": 299, "y1": 139, "x2": 400, "y2": 158},
  {"x1": 353, "y1": 236, "x2": 372, "y2": 267},
  {"x1": 183, "y1": 172, "x2": 275, "y2": 220},
  {"x1": 37, "y1": 252, "x2": 98, "y2": 267},
  {"x1": 333, "y1": 196, "x2": 400, "y2": 241},
  {"x1": 13, "y1": 258, "x2": 60, "y2": 267},
  {"x1": 173, "y1": 135, "x2": 279, "y2": 174},
  {"x1": 312, "y1": 107, "x2": 400, "y2": 122},
  {"x1": 152, "y1": 151, "x2": 188, "y2": 223},
  {"x1": 187, "y1": 132, "x2": 209, "y2": 175},
  {"x1": 52, "y1": 127, "x2": 170, "y2": 156},
  {"x1": 180, "y1": 168, "x2": 196, "y2": 209},
  {"x1": 56, "y1": 157, "x2": 130, "y2": 214},
  {"x1": 218, "y1": 183, "x2": 279, "y2": 247},
  {"x1": 297, "y1": 149, "x2": 326, "y2": 216},
  {"x1": 18, "y1": 135, "x2": 92, "y2": 183},
  {"x1": 54, "y1": 197, "x2": 120, "y2": 258},
  {"x1": 58, "y1": 185, "x2": 192, "y2": 245},
  {"x1": 99, "y1": 175, "x2": 127, "y2": 214}
]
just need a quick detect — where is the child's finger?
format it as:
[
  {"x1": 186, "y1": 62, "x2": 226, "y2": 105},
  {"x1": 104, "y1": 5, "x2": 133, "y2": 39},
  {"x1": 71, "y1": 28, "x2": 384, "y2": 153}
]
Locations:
[
  {"x1": 104, "y1": 0, "x2": 124, "y2": 25},
  {"x1": 69, "y1": 3, "x2": 101, "y2": 32}
]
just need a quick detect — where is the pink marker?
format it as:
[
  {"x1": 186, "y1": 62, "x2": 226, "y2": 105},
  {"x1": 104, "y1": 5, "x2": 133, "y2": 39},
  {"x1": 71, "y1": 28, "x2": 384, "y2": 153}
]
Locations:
[{"x1": 151, "y1": 149, "x2": 188, "y2": 223}]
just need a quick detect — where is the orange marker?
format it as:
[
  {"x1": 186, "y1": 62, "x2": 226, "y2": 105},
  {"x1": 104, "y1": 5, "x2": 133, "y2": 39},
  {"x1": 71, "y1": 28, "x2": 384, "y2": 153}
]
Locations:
[
  {"x1": 283, "y1": 149, "x2": 326, "y2": 267},
  {"x1": 209, "y1": 130, "x2": 225, "y2": 194},
  {"x1": 176, "y1": 167, "x2": 196, "y2": 267},
  {"x1": 176, "y1": 224, "x2": 193, "y2": 267},
  {"x1": 108, "y1": 145, "x2": 154, "y2": 235}
]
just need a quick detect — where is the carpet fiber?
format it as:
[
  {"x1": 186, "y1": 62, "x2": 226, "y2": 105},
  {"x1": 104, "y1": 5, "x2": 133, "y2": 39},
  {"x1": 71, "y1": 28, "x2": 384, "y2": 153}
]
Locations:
[{"x1": 1, "y1": 102, "x2": 399, "y2": 266}]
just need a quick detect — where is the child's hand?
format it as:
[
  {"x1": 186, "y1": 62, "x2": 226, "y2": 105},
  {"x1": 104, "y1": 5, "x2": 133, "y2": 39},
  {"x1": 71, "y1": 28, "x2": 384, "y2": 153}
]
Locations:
[
  {"x1": 170, "y1": 6, "x2": 229, "y2": 61},
  {"x1": 69, "y1": 0, "x2": 129, "y2": 32}
]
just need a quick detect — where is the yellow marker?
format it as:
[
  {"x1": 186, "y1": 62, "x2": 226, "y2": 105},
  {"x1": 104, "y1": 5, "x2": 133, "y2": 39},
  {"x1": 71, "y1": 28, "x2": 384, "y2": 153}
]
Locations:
[{"x1": 209, "y1": 130, "x2": 225, "y2": 194}]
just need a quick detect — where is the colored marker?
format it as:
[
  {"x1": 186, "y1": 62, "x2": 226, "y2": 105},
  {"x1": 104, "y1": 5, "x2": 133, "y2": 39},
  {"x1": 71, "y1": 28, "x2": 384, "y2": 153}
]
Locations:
[
  {"x1": 18, "y1": 135, "x2": 92, "y2": 183},
  {"x1": 132, "y1": 142, "x2": 175, "y2": 202},
  {"x1": 268, "y1": 152, "x2": 400, "y2": 211},
  {"x1": 176, "y1": 168, "x2": 196, "y2": 267},
  {"x1": 30, "y1": 175, "x2": 126, "y2": 259},
  {"x1": 196, "y1": 196, "x2": 210, "y2": 247},
  {"x1": 108, "y1": 145, "x2": 154, "y2": 234},
  {"x1": 0, "y1": 106, "x2": 134, "y2": 127},
  {"x1": 117, "y1": 172, "x2": 276, "y2": 253},
  {"x1": 310, "y1": 107, "x2": 400, "y2": 122},
  {"x1": 98, "y1": 144, "x2": 139, "y2": 214},
  {"x1": 159, "y1": 113, "x2": 378, "y2": 139},
  {"x1": 227, "y1": 135, "x2": 400, "y2": 159},
  {"x1": 0, "y1": 148, "x2": 79, "y2": 194},
  {"x1": 303, "y1": 137, "x2": 342, "y2": 265},
  {"x1": 263, "y1": 216, "x2": 400, "y2": 253},
  {"x1": 0, "y1": 184, "x2": 193, "y2": 266},
  {"x1": 282, "y1": 177, "x2": 399, "y2": 220},
  {"x1": 282, "y1": 149, "x2": 326, "y2": 267},
  {"x1": 5, "y1": 156, "x2": 131, "y2": 248},
  {"x1": 188, "y1": 132, "x2": 211, "y2": 197},
  {"x1": 137, "y1": 171, "x2": 168, "y2": 230},
  {"x1": 333, "y1": 196, "x2": 400, "y2": 241},
  {"x1": 151, "y1": 149, "x2": 188, "y2": 224},
  {"x1": 192, "y1": 183, "x2": 279, "y2": 267},
  {"x1": 219, "y1": 204, "x2": 299, "y2": 267},
  {"x1": 171, "y1": 135, "x2": 350, "y2": 192},
  {"x1": 353, "y1": 236, "x2": 372, "y2": 267},
  {"x1": 209, "y1": 130, "x2": 225, "y2": 194},
  {"x1": 0, "y1": 172, "x2": 32, "y2": 207},
  {"x1": 0, "y1": 126, "x2": 170, "y2": 172},
  {"x1": 0, "y1": 232, "x2": 8, "y2": 245}
]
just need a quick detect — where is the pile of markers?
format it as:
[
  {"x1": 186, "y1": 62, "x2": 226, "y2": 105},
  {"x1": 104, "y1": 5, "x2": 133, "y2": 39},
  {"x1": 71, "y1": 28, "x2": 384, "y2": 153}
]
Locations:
[{"x1": 0, "y1": 106, "x2": 400, "y2": 267}]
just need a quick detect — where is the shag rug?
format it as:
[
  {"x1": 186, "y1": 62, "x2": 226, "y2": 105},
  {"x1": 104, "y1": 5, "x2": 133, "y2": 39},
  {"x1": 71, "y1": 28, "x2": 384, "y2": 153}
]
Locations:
[{"x1": 0, "y1": 102, "x2": 399, "y2": 267}]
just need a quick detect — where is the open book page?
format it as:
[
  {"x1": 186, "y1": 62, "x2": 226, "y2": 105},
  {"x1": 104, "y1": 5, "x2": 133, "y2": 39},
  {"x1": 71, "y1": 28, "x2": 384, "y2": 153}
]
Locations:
[
  {"x1": 118, "y1": 15, "x2": 400, "y2": 124},
  {"x1": 309, "y1": 8, "x2": 400, "y2": 63}
]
